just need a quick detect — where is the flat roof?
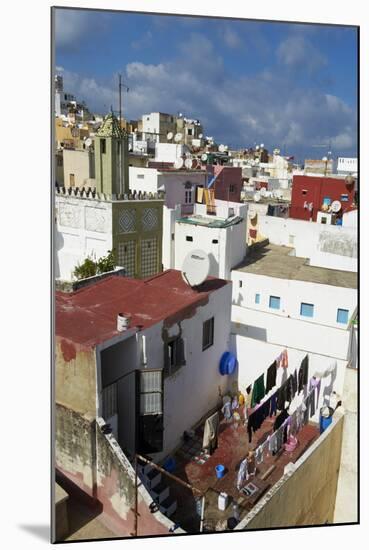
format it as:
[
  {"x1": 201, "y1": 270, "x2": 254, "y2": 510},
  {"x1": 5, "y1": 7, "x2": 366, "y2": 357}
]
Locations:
[
  {"x1": 56, "y1": 269, "x2": 229, "y2": 347},
  {"x1": 177, "y1": 215, "x2": 244, "y2": 228},
  {"x1": 235, "y1": 243, "x2": 357, "y2": 289}
]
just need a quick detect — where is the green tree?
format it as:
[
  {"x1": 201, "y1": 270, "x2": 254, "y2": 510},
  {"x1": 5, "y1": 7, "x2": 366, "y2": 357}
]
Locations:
[{"x1": 73, "y1": 250, "x2": 116, "y2": 280}]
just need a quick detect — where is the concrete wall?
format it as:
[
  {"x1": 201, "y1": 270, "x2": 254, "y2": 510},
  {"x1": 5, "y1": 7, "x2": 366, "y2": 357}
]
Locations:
[
  {"x1": 231, "y1": 271, "x2": 356, "y2": 331},
  {"x1": 55, "y1": 404, "x2": 96, "y2": 498},
  {"x1": 55, "y1": 338, "x2": 97, "y2": 416},
  {"x1": 162, "y1": 205, "x2": 181, "y2": 270},
  {"x1": 236, "y1": 411, "x2": 344, "y2": 529},
  {"x1": 129, "y1": 167, "x2": 158, "y2": 194},
  {"x1": 95, "y1": 419, "x2": 176, "y2": 536},
  {"x1": 63, "y1": 149, "x2": 95, "y2": 188},
  {"x1": 258, "y1": 215, "x2": 357, "y2": 271},
  {"x1": 159, "y1": 171, "x2": 207, "y2": 212},
  {"x1": 334, "y1": 367, "x2": 358, "y2": 523},
  {"x1": 232, "y1": 305, "x2": 351, "y2": 362},
  {"x1": 55, "y1": 195, "x2": 113, "y2": 281}
]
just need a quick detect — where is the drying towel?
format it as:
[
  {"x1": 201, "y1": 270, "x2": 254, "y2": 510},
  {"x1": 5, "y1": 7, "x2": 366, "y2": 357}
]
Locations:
[
  {"x1": 266, "y1": 360, "x2": 277, "y2": 393},
  {"x1": 251, "y1": 374, "x2": 265, "y2": 407}
]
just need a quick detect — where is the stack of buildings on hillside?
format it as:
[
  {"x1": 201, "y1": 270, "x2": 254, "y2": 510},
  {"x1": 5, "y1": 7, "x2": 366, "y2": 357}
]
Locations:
[{"x1": 54, "y1": 100, "x2": 358, "y2": 539}]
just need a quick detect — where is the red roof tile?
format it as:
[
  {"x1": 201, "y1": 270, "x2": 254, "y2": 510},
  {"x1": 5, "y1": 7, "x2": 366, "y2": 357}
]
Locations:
[{"x1": 56, "y1": 269, "x2": 229, "y2": 348}]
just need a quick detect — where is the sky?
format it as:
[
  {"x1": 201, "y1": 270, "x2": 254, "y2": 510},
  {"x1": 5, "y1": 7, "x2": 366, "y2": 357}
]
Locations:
[{"x1": 54, "y1": 8, "x2": 358, "y2": 162}]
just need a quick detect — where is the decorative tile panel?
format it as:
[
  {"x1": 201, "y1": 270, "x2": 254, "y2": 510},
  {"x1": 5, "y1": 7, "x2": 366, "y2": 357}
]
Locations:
[
  {"x1": 85, "y1": 206, "x2": 107, "y2": 233},
  {"x1": 119, "y1": 208, "x2": 136, "y2": 234},
  {"x1": 118, "y1": 241, "x2": 136, "y2": 277},
  {"x1": 141, "y1": 238, "x2": 158, "y2": 278},
  {"x1": 142, "y1": 208, "x2": 158, "y2": 232}
]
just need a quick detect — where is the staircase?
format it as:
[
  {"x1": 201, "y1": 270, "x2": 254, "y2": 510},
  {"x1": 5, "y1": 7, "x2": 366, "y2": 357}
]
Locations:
[{"x1": 138, "y1": 463, "x2": 177, "y2": 518}]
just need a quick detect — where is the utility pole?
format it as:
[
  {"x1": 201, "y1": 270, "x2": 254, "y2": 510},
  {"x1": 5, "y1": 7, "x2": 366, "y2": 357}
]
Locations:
[{"x1": 118, "y1": 74, "x2": 129, "y2": 195}]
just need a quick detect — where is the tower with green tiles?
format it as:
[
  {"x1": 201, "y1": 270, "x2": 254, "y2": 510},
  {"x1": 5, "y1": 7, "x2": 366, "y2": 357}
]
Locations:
[{"x1": 94, "y1": 112, "x2": 129, "y2": 196}]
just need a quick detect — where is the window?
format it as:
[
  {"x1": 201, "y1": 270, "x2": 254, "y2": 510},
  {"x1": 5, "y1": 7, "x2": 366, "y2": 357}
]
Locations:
[
  {"x1": 337, "y1": 308, "x2": 349, "y2": 324},
  {"x1": 137, "y1": 174, "x2": 145, "y2": 179},
  {"x1": 255, "y1": 293, "x2": 260, "y2": 304},
  {"x1": 341, "y1": 194, "x2": 349, "y2": 202},
  {"x1": 229, "y1": 184, "x2": 235, "y2": 193},
  {"x1": 269, "y1": 296, "x2": 280, "y2": 310},
  {"x1": 323, "y1": 197, "x2": 331, "y2": 206},
  {"x1": 202, "y1": 317, "x2": 214, "y2": 351},
  {"x1": 164, "y1": 338, "x2": 186, "y2": 377},
  {"x1": 321, "y1": 217, "x2": 327, "y2": 224},
  {"x1": 300, "y1": 303, "x2": 314, "y2": 318},
  {"x1": 239, "y1": 280, "x2": 242, "y2": 288},
  {"x1": 302, "y1": 189, "x2": 307, "y2": 195},
  {"x1": 69, "y1": 173, "x2": 75, "y2": 187},
  {"x1": 186, "y1": 235, "x2": 193, "y2": 242},
  {"x1": 185, "y1": 190, "x2": 192, "y2": 203},
  {"x1": 187, "y1": 128, "x2": 193, "y2": 136},
  {"x1": 137, "y1": 370, "x2": 164, "y2": 453},
  {"x1": 212, "y1": 239, "x2": 219, "y2": 244},
  {"x1": 171, "y1": 233, "x2": 175, "y2": 241},
  {"x1": 101, "y1": 139, "x2": 106, "y2": 154},
  {"x1": 102, "y1": 383, "x2": 117, "y2": 419},
  {"x1": 57, "y1": 157, "x2": 63, "y2": 167}
]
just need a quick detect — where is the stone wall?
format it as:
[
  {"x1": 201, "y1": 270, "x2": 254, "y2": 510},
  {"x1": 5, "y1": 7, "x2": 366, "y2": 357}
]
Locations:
[{"x1": 237, "y1": 411, "x2": 345, "y2": 530}]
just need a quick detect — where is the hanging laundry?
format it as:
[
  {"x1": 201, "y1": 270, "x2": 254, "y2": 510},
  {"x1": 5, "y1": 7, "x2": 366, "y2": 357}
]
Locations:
[
  {"x1": 238, "y1": 392, "x2": 245, "y2": 407},
  {"x1": 247, "y1": 396, "x2": 272, "y2": 443},
  {"x1": 237, "y1": 458, "x2": 247, "y2": 490},
  {"x1": 255, "y1": 445, "x2": 263, "y2": 465},
  {"x1": 251, "y1": 374, "x2": 265, "y2": 407},
  {"x1": 244, "y1": 386, "x2": 252, "y2": 409},
  {"x1": 266, "y1": 360, "x2": 277, "y2": 393},
  {"x1": 269, "y1": 391, "x2": 278, "y2": 417},
  {"x1": 245, "y1": 451, "x2": 256, "y2": 480},
  {"x1": 222, "y1": 400, "x2": 232, "y2": 421},
  {"x1": 298, "y1": 355, "x2": 309, "y2": 393},
  {"x1": 268, "y1": 431, "x2": 278, "y2": 454},
  {"x1": 277, "y1": 349, "x2": 288, "y2": 369},
  {"x1": 277, "y1": 378, "x2": 290, "y2": 410},
  {"x1": 202, "y1": 412, "x2": 219, "y2": 454},
  {"x1": 231, "y1": 396, "x2": 239, "y2": 411},
  {"x1": 309, "y1": 377, "x2": 321, "y2": 409},
  {"x1": 273, "y1": 408, "x2": 289, "y2": 431}
]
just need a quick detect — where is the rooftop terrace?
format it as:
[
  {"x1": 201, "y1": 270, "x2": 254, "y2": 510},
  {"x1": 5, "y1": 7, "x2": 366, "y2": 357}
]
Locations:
[
  {"x1": 235, "y1": 243, "x2": 357, "y2": 289},
  {"x1": 177, "y1": 215, "x2": 244, "y2": 229}
]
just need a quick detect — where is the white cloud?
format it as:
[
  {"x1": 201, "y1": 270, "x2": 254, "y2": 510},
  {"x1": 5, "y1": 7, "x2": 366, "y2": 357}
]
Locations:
[
  {"x1": 131, "y1": 31, "x2": 153, "y2": 50},
  {"x1": 59, "y1": 34, "x2": 356, "y2": 156},
  {"x1": 222, "y1": 25, "x2": 243, "y2": 49},
  {"x1": 277, "y1": 35, "x2": 327, "y2": 74}
]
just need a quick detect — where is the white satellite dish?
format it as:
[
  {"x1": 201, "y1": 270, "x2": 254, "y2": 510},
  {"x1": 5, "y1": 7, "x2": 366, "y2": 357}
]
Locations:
[
  {"x1": 255, "y1": 158, "x2": 260, "y2": 164},
  {"x1": 174, "y1": 132, "x2": 183, "y2": 143},
  {"x1": 174, "y1": 157, "x2": 184, "y2": 169},
  {"x1": 167, "y1": 131, "x2": 173, "y2": 140},
  {"x1": 181, "y1": 250, "x2": 210, "y2": 287},
  {"x1": 331, "y1": 200, "x2": 342, "y2": 213},
  {"x1": 218, "y1": 144, "x2": 226, "y2": 153},
  {"x1": 224, "y1": 145, "x2": 228, "y2": 151},
  {"x1": 260, "y1": 143, "x2": 264, "y2": 149},
  {"x1": 255, "y1": 145, "x2": 260, "y2": 151},
  {"x1": 85, "y1": 138, "x2": 92, "y2": 147},
  {"x1": 185, "y1": 151, "x2": 192, "y2": 158},
  {"x1": 260, "y1": 187, "x2": 267, "y2": 197},
  {"x1": 199, "y1": 133, "x2": 203, "y2": 139},
  {"x1": 185, "y1": 158, "x2": 193, "y2": 169},
  {"x1": 201, "y1": 153, "x2": 208, "y2": 162},
  {"x1": 254, "y1": 192, "x2": 261, "y2": 202}
]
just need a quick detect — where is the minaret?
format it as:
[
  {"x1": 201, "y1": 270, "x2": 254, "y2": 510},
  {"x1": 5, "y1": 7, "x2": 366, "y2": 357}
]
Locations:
[{"x1": 94, "y1": 112, "x2": 129, "y2": 196}]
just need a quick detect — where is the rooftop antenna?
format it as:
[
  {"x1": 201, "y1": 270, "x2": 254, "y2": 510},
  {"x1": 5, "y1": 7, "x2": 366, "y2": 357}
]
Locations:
[{"x1": 118, "y1": 74, "x2": 129, "y2": 195}]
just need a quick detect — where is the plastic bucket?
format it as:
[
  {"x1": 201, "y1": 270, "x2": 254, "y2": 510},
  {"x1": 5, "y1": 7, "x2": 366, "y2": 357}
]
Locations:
[
  {"x1": 215, "y1": 464, "x2": 225, "y2": 479},
  {"x1": 319, "y1": 407, "x2": 334, "y2": 434}
]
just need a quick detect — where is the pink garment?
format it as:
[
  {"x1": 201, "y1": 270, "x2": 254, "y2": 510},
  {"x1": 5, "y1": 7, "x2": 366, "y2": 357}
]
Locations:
[{"x1": 277, "y1": 349, "x2": 289, "y2": 369}]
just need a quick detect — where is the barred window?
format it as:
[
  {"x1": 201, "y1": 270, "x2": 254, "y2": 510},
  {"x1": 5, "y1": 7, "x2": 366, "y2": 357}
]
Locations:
[{"x1": 102, "y1": 383, "x2": 117, "y2": 419}]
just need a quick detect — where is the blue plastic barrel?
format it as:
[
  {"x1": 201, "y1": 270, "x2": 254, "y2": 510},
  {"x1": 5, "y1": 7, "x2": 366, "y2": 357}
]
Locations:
[
  {"x1": 319, "y1": 407, "x2": 334, "y2": 434},
  {"x1": 219, "y1": 352, "x2": 238, "y2": 375},
  {"x1": 215, "y1": 464, "x2": 225, "y2": 479}
]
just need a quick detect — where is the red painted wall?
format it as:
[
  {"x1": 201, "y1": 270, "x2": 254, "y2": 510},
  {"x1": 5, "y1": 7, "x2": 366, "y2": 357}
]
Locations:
[
  {"x1": 290, "y1": 175, "x2": 355, "y2": 221},
  {"x1": 207, "y1": 165, "x2": 243, "y2": 202}
]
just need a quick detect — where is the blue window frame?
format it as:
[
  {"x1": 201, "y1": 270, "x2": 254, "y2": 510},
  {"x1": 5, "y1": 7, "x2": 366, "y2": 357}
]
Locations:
[
  {"x1": 337, "y1": 308, "x2": 349, "y2": 324},
  {"x1": 323, "y1": 197, "x2": 331, "y2": 206},
  {"x1": 269, "y1": 296, "x2": 280, "y2": 310},
  {"x1": 341, "y1": 194, "x2": 349, "y2": 202},
  {"x1": 255, "y1": 293, "x2": 260, "y2": 304},
  {"x1": 300, "y1": 303, "x2": 314, "y2": 318}
]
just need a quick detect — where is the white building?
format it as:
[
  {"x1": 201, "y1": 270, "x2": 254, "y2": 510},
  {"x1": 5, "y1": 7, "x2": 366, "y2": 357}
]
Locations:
[
  {"x1": 257, "y1": 214, "x2": 357, "y2": 272},
  {"x1": 142, "y1": 112, "x2": 177, "y2": 143},
  {"x1": 337, "y1": 157, "x2": 357, "y2": 176},
  {"x1": 154, "y1": 142, "x2": 190, "y2": 164},
  {"x1": 172, "y1": 200, "x2": 248, "y2": 279},
  {"x1": 231, "y1": 242, "x2": 357, "y2": 408}
]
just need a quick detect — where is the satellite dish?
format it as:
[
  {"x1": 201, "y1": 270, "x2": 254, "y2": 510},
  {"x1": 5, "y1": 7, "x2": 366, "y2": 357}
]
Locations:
[
  {"x1": 218, "y1": 144, "x2": 225, "y2": 153},
  {"x1": 174, "y1": 132, "x2": 183, "y2": 143},
  {"x1": 201, "y1": 153, "x2": 208, "y2": 162},
  {"x1": 255, "y1": 145, "x2": 260, "y2": 151},
  {"x1": 260, "y1": 187, "x2": 267, "y2": 197},
  {"x1": 85, "y1": 138, "x2": 92, "y2": 147},
  {"x1": 224, "y1": 145, "x2": 228, "y2": 151},
  {"x1": 254, "y1": 192, "x2": 261, "y2": 202},
  {"x1": 185, "y1": 158, "x2": 193, "y2": 169},
  {"x1": 174, "y1": 157, "x2": 184, "y2": 169},
  {"x1": 255, "y1": 158, "x2": 260, "y2": 164},
  {"x1": 260, "y1": 143, "x2": 264, "y2": 148},
  {"x1": 185, "y1": 151, "x2": 192, "y2": 158},
  {"x1": 331, "y1": 200, "x2": 342, "y2": 213},
  {"x1": 199, "y1": 133, "x2": 203, "y2": 139},
  {"x1": 167, "y1": 132, "x2": 173, "y2": 140},
  {"x1": 181, "y1": 250, "x2": 210, "y2": 287}
]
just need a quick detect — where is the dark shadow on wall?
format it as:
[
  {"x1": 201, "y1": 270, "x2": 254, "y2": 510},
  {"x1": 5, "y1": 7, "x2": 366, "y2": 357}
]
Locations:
[{"x1": 231, "y1": 321, "x2": 267, "y2": 341}]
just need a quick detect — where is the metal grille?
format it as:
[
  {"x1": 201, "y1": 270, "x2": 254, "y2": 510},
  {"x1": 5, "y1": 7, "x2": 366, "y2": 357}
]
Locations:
[
  {"x1": 139, "y1": 370, "x2": 162, "y2": 415},
  {"x1": 141, "y1": 238, "x2": 158, "y2": 278},
  {"x1": 140, "y1": 392, "x2": 162, "y2": 414},
  {"x1": 118, "y1": 240, "x2": 136, "y2": 277},
  {"x1": 140, "y1": 370, "x2": 161, "y2": 392},
  {"x1": 102, "y1": 383, "x2": 117, "y2": 419}
]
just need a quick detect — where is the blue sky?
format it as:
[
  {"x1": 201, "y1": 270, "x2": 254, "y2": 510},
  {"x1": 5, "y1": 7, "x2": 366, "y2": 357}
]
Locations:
[{"x1": 54, "y1": 8, "x2": 358, "y2": 161}]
